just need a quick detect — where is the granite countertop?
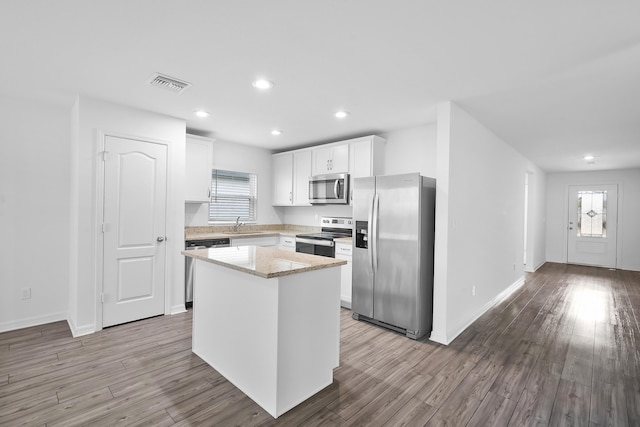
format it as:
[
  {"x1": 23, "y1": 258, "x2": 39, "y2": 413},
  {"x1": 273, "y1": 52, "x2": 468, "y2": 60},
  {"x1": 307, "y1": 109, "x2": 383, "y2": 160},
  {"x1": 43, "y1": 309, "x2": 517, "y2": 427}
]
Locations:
[
  {"x1": 334, "y1": 237, "x2": 353, "y2": 243},
  {"x1": 185, "y1": 224, "x2": 320, "y2": 241},
  {"x1": 182, "y1": 246, "x2": 346, "y2": 279}
]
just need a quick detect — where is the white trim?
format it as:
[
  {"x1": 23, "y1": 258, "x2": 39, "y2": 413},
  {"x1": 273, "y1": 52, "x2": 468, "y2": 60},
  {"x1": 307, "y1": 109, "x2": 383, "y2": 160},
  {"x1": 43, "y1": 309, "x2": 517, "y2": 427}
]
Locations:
[
  {"x1": 0, "y1": 312, "x2": 68, "y2": 334},
  {"x1": 430, "y1": 275, "x2": 526, "y2": 345},
  {"x1": 429, "y1": 330, "x2": 448, "y2": 345},
  {"x1": 95, "y1": 130, "x2": 106, "y2": 332},
  {"x1": 170, "y1": 304, "x2": 187, "y2": 315},
  {"x1": 67, "y1": 317, "x2": 96, "y2": 337},
  {"x1": 532, "y1": 260, "x2": 546, "y2": 272}
]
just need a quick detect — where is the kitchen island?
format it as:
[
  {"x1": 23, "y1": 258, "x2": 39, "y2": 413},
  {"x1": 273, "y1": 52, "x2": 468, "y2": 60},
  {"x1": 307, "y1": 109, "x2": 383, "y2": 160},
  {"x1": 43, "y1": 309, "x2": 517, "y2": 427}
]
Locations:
[{"x1": 182, "y1": 245, "x2": 346, "y2": 418}]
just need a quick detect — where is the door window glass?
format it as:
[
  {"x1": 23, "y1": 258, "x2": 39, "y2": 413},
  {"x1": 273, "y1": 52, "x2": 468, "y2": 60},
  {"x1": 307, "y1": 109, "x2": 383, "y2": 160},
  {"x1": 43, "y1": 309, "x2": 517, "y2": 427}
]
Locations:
[{"x1": 577, "y1": 190, "x2": 607, "y2": 237}]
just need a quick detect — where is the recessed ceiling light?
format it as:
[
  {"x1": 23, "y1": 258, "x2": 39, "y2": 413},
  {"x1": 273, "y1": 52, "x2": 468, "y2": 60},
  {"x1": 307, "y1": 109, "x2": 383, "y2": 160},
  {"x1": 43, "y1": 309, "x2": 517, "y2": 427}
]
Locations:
[
  {"x1": 335, "y1": 111, "x2": 350, "y2": 119},
  {"x1": 252, "y1": 79, "x2": 274, "y2": 90},
  {"x1": 583, "y1": 155, "x2": 595, "y2": 161},
  {"x1": 194, "y1": 110, "x2": 210, "y2": 118},
  {"x1": 271, "y1": 129, "x2": 283, "y2": 136}
]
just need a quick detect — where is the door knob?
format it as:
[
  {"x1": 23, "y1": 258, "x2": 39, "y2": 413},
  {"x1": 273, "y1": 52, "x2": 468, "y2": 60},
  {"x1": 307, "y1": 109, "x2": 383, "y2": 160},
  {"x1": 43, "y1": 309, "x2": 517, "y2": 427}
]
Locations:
[{"x1": 157, "y1": 236, "x2": 166, "y2": 242}]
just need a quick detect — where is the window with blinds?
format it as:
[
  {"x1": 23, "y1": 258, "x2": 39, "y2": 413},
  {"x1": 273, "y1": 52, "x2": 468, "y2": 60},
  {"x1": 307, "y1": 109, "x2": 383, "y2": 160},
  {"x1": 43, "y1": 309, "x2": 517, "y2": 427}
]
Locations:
[{"x1": 209, "y1": 169, "x2": 257, "y2": 222}]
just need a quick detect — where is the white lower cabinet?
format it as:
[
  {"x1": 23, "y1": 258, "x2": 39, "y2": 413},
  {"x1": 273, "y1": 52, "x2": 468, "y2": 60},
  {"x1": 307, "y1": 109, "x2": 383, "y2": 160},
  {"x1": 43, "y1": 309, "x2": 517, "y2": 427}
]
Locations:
[
  {"x1": 230, "y1": 235, "x2": 277, "y2": 247},
  {"x1": 278, "y1": 234, "x2": 296, "y2": 252},
  {"x1": 335, "y1": 241, "x2": 353, "y2": 308}
]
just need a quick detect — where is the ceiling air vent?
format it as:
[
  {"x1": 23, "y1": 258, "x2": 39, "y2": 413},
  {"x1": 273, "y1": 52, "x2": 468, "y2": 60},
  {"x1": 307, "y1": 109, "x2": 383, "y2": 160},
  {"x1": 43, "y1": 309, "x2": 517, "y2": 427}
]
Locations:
[{"x1": 147, "y1": 73, "x2": 191, "y2": 94}]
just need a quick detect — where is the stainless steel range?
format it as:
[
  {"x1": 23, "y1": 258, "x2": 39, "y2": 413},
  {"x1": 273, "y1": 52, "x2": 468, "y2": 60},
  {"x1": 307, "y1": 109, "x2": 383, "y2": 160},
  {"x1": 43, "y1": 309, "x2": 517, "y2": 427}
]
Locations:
[{"x1": 295, "y1": 217, "x2": 353, "y2": 258}]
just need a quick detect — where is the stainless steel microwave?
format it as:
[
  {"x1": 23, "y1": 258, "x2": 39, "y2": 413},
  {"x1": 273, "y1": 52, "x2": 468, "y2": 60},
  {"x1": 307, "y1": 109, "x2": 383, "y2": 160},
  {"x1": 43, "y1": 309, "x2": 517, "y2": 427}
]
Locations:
[{"x1": 309, "y1": 173, "x2": 350, "y2": 205}]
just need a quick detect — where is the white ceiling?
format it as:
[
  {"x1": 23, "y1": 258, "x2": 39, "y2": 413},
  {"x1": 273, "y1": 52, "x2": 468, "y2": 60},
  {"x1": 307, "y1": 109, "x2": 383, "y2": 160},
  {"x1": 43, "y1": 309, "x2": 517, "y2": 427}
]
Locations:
[{"x1": 2, "y1": 1, "x2": 640, "y2": 172}]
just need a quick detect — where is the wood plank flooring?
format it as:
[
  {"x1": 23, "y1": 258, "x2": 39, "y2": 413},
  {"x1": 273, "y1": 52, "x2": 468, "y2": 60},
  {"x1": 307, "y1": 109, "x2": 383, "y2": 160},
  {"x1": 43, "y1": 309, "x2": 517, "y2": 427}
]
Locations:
[{"x1": 1, "y1": 262, "x2": 639, "y2": 426}]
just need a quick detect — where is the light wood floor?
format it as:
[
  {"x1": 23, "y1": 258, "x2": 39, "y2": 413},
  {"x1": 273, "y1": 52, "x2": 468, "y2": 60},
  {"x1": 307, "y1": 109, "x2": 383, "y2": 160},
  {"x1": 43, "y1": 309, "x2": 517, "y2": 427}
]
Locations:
[{"x1": 1, "y1": 262, "x2": 639, "y2": 426}]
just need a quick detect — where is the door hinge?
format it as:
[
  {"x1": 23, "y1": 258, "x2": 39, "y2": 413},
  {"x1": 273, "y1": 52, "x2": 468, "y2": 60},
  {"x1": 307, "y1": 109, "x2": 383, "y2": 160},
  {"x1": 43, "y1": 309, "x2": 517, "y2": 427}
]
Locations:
[
  {"x1": 100, "y1": 293, "x2": 105, "y2": 303},
  {"x1": 101, "y1": 151, "x2": 108, "y2": 162},
  {"x1": 101, "y1": 223, "x2": 106, "y2": 233}
]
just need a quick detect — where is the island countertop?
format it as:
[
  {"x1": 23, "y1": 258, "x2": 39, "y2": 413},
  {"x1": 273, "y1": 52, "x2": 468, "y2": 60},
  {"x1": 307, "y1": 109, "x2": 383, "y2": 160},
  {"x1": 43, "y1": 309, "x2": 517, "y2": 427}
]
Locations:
[{"x1": 182, "y1": 246, "x2": 346, "y2": 279}]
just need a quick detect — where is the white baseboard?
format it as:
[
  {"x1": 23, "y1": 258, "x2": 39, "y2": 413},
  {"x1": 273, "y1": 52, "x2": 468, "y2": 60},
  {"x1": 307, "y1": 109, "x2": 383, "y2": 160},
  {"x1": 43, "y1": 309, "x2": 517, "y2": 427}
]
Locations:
[
  {"x1": 431, "y1": 275, "x2": 526, "y2": 346},
  {"x1": 67, "y1": 317, "x2": 96, "y2": 337},
  {"x1": 170, "y1": 304, "x2": 187, "y2": 315},
  {"x1": 533, "y1": 261, "x2": 546, "y2": 272},
  {"x1": 429, "y1": 330, "x2": 448, "y2": 345},
  {"x1": 0, "y1": 311, "x2": 68, "y2": 334},
  {"x1": 340, "y1": 298, "x2": 352, "y2": 309}
]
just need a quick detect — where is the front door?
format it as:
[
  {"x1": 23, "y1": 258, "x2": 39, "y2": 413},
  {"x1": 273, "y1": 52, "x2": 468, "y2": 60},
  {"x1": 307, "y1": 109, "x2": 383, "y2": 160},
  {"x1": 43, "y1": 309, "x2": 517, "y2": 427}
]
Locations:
[
  {"x1": 102, "y1": 135, "x2": 168, "y2": 327},
  {"x1": 567, "y1": 185, "x2": 618, "y2": 268}
]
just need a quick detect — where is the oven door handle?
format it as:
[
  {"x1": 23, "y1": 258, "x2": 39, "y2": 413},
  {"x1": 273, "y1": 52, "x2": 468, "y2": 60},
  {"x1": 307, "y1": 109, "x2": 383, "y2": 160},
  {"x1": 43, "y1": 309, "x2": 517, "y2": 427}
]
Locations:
[{"x1": 295, "y1": 238, "x2": 335, "y2": 247}]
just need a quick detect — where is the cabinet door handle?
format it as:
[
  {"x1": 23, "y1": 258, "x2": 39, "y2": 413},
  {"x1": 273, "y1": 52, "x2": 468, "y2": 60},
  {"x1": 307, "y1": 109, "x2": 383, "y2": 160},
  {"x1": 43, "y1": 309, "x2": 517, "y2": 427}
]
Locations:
[{"x1": 289, "y1": 191, "x2": 292, "y2": 202}]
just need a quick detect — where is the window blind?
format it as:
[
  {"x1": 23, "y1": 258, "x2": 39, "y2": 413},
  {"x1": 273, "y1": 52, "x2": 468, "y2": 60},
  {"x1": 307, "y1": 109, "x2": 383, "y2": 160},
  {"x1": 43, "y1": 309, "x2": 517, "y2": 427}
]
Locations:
[{"x1": 209, "y1": 169, "x2": 257, "y2": 222}]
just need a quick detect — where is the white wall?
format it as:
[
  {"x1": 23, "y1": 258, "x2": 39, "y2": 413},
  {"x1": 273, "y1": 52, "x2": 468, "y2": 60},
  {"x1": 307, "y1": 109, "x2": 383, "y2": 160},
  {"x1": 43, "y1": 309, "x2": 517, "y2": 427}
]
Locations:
[
  {"x1": 277, "y1": 124, "x2": 439, "y2": 226},
  {"x1": 381, "y1": 123, "x2": 437, "y2": 178},
  {"x1": 275, "y1": 205, "x2": 352, "y2": 227},
  {"x1": 432, "y1": 102, "x2": 546, "y2": 344},
  {"x1": 0, "y1": 96, "x2": 71, "y2": 331},
  {"x1": 185, "y1": 138, "x2": 281, "y2": 226},
  {"x1": 530, "y1": 169, "x2": 547, "y2": 272},
  {"x1": 69, "y1": 96, "x2": 186, "y2": 336},
  {"x1": 546, "y1": 168, "x2": 640, "y2": 271}
]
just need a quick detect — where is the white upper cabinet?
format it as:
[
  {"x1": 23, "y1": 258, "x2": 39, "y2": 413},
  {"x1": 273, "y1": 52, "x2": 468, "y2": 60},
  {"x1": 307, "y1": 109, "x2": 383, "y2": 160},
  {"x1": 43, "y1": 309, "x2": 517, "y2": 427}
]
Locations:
[
  {"x1": 348, "y1": 135, "x2": 385, "y2": 179},
  {"x1": 185, "y1": 134, "x2": 214, "y2": 203},
  {"x1": 272, "y1": 135, "x2": 385, "y2": 206},
  {"x1": 272, "y1": 153, "x2": 294, "y2": 205},
  {"x1": 312, "y1": 143, "x2": 349, "y2": 175},
  {"x1": 272, "y1": 149, "x2": 312, "y2": 206},
  {"x1": 292, "y1": 150, "x2": 312, "y2": 204}
]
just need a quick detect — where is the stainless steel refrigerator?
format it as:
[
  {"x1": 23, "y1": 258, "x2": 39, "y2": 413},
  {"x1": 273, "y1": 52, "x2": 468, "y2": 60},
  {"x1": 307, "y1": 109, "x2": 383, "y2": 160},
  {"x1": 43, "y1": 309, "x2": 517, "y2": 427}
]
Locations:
[{"x1": 352, "y1": 173, "x2": 436, "y2": 339}]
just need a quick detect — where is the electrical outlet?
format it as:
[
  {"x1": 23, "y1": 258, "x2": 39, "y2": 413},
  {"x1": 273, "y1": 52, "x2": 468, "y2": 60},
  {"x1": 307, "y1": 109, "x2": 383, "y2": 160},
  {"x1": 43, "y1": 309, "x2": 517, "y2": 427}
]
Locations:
[
  {"x1": 21, "y1": 287, "x2": 31, "y2": 300},
  {"x1": 472, "y1": 286, "x2": 476, "y2": 296}
]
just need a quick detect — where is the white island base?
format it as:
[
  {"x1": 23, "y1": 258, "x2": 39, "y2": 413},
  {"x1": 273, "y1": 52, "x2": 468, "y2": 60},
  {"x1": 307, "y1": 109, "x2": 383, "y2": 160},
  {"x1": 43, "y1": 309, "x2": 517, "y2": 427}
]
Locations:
[{"x1": 192, "y1": 253, "x2": 341, "y2": 418}]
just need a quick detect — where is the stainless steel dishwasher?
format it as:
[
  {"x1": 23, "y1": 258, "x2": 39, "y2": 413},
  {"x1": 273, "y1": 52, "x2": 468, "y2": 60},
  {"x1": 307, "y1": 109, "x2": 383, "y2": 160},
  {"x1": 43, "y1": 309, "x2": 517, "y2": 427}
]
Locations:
[{"x1": 185, "y1": 238, "x2": 230, "y2": 308}]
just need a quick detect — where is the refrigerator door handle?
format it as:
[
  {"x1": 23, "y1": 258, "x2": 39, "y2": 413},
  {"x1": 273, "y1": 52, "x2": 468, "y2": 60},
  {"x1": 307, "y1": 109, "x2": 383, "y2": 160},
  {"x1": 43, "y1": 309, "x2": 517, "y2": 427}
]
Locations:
[
  {"x1": 372, "y1": 193, "x2": 379, "y2": 273},
  {"x1": 367, "y1": 194, "x2": 375, "y2": 273}
]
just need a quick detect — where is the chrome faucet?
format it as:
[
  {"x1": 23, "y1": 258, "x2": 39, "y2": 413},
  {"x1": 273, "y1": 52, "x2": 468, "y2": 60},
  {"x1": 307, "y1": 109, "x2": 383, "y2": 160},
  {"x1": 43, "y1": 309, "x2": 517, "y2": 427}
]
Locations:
[{"x1": 234, "y1": 216, "x2": 245, "y2": 232}]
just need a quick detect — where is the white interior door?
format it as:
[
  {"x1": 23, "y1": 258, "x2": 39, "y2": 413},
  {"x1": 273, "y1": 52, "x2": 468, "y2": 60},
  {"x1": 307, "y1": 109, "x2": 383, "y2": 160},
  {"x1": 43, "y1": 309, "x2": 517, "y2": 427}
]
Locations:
[
  {"x1": 102, "y1": 135, "x2": 168, "y2": 327},
  {"x1": 567, "y1": 185, "x2": 618, "y2": 268}
]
